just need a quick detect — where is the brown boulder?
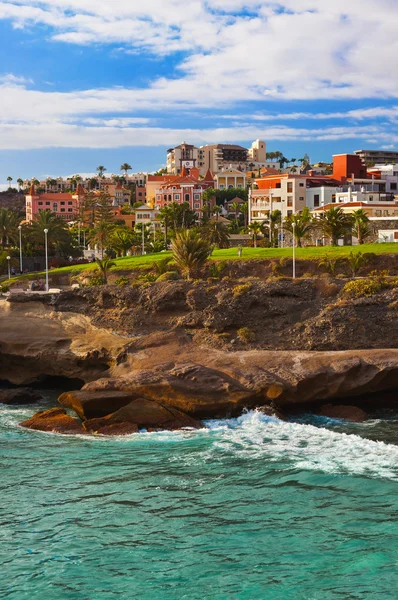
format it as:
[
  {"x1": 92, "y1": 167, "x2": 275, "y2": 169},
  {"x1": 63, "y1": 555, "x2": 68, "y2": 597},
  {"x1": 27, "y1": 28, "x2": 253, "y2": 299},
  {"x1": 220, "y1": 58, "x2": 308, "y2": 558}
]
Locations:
[
  {"x1": 83, "y1": 398, "x2": 202, "y2": 431},
  {"x1": 58, "y1": 390, "x2": 137, "y2": 420},
  {"x1": 20, "y1": 408, "x2": 84, "y2": 434},
  {"x1": 0, "y1": 388, "x2": 43, "y2": 405},
  {"x1": 319, "y1": 404, "x2": 367, "y2": 423},
  {"x1": 88, "y1": 422, "x2": 139, "y2": 436}
]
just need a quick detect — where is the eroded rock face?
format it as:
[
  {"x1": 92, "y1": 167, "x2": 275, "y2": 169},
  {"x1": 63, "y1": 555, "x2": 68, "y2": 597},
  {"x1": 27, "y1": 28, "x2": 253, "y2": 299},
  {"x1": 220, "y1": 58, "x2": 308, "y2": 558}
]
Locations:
[
  {"x1": 20, "y1": 408, "x2": 84, "y2": 434},
  {"x1": 319, "y1": 404, "x2": 368, "y2": 422},
  {"x1": 58, "y1": 390, "x2": 139, "y2": 420},
  {"x1": 0, "y1": 388, "x2": 43, "y2": 405},
  {"x1": 82, "y1": 398, "x2": 202, "y2": 432}
]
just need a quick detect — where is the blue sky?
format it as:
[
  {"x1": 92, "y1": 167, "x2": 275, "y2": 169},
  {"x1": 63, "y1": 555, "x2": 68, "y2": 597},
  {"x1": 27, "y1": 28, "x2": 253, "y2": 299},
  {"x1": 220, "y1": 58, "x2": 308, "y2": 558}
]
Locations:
[{"x1": 0, "y1": 0, "x2": 398, "y2": 186}]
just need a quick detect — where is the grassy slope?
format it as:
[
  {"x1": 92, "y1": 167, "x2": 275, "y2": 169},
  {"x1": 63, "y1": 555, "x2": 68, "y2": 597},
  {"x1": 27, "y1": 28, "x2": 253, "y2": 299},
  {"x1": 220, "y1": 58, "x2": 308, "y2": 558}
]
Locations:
[{"x1": 5, "y1": 243, "x2": 398, "y2": 286}]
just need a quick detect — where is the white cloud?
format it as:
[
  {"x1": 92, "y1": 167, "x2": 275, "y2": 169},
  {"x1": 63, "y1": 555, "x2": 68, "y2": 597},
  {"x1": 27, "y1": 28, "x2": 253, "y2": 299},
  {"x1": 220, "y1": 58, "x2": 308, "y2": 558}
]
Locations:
[{"x1": 0, "y1": 0, "x2": 398, "y2": 101}]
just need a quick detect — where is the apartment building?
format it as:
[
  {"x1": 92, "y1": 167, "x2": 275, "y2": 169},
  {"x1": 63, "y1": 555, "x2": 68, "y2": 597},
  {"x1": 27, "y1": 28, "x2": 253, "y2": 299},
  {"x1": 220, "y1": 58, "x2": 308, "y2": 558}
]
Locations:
[
  {"x1": 25, "y1": 184, "x2": 84, "y2": 222},
  {"x1": 214, "y1": 167, "x2": 247, "y2": 190},
  {"x1": 354, "y1": 149, "x2": 398, "y2": 165},
  {"x1": 166, "y1": 142, "x2": 199, "y2": 174},
  {"x1": 249, "y1": 174, "x2": 307, "y2": 222}
]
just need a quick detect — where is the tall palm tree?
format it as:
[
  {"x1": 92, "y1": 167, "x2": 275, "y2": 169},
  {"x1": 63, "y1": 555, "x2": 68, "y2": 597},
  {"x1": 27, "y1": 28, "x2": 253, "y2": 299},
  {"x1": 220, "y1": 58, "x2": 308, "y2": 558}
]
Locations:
[
  {"x1": 317, "y1": 206, "x2": 352, "y2": 246},
  {"x1": 89, "y1": 221, "x2": 114, "y2": 258},
  {"x1": 230, "y1": 202, "x2": 241, "y2": 225},
  {"x1": 17, "y1": 178, "x2": 23, "y2": 191},
  {"x1": 171, "y1": 229, "x2": 213, "y2": 280},
  {"x1": 110, "y1": 228, "x2": 134, "y2": 257},
  {"x1": 213, "y1": 205, "x2": 222, "y2": 222},
  {"x1": 7, "y1": 176, "x2": 12, "y2": 188},
  {"x1": 96, "y1": 165, "x2": 107, "y2": 178},
  {"x1": 30, "y1": 211, "x2": 68, "y2": 248},
  {"x1": 284, "y1": 207, "x2": 313, "y2": 247},
  {"x1": 241, "y1": 202, "x2": 249, "y2": 228},
  {"x1": 0, "y1": 208, "x2": 18, "y2": 246},
  {"x1": 249, "y1": 221, "x2": 264, "y2": 248},
  {"x1": 204, "y1": 221, "x2": 230, "y2": 249},
  {"x1": 351, "y1": 209, "x2": 371, "y2": 245},
  {"x1": 120, "y1": 163, "x2": 132, "y2": 177}
]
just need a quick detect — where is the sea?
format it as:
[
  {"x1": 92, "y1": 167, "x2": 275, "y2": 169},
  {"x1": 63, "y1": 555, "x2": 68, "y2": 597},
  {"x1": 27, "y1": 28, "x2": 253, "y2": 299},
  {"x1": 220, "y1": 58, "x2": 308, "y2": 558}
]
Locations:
[{"x1": 1, "y1": 393, "x2": 398, "y2": 600}]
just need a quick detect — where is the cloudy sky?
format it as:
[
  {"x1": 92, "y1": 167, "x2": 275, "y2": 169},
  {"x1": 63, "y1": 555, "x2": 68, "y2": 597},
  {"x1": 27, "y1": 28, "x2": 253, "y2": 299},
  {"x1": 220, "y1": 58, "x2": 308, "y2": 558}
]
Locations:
[{"x1": 0, "y1": 0, "x2": 398, "y2": 183}]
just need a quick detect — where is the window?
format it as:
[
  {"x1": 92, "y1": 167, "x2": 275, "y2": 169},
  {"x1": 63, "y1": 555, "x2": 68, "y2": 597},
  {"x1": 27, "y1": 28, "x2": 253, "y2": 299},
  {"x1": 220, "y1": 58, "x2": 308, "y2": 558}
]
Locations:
[
  {"x1": 219, "y1": 184, "x2": 225, "y2": 190},
  {"x1": 60, "y1": 201, "x2": 65, "y2": 206},
  {"x1": 287, "y1": 196, "x2": 293, "y2": 207},
  {"x1": 391, "y1": 183, "x2": 397, "y2": 191},
  {"x1": 60, "y1": 208, "x2": 65, "y2": 212},
  {"x1": 185, "y1": 194, "x2": 190, "y2": 202},
  {"x1": 45, "y1": 202, "x2": 50, "y2": 206},
  {"x1": 376, "y1": 210, "x2": 382, "y2": 216},
  {"x1": 175, "y1": 194, "x2": 180, "y2": 200},
  {"x1": 38, "y1": 201, "x2": 43, "y2": 206},
  {"x1": 194, "y1": 194, "x2": 200, "y2": 200},
  {"x1": 275, "y1": 183, "x2": 281, "y2": 189},
  {"x1": 195, "y1": 203, "x2": 200, "y2": 209},
  {"x1": 369, "y1": 196, "x2": 373, "y2": 201},
  {"x1": 314, "y1": 194, "x2": 320, "y2": 207},
  {"x1": 299, "y1": 197, "x2": 304, "y2": 201},
  {"x1": 287, "y1": 182, "x2": 293, "y2": 193},
  {"x1": 68, "y1": 208, "x2": 73, "y2": 213},
  {"x1": 287, "y1": 210, "x2": 293, "y2": 216},
  {"x1": 53, "y1": 203, "x2": 58, "y2": 211},
  {"x1": 299, "y1": 183, "x2": 304, "y2": 187},
  {"x1": 68, "y1": 201, "x2": 73, "y2": 206}
]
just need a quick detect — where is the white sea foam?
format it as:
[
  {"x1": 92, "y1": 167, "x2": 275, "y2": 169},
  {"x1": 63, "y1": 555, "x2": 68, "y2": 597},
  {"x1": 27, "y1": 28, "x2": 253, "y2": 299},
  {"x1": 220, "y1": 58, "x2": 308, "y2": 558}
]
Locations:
[{"x1": 203, "y1": 411, "x2": 398, "y2": 481}]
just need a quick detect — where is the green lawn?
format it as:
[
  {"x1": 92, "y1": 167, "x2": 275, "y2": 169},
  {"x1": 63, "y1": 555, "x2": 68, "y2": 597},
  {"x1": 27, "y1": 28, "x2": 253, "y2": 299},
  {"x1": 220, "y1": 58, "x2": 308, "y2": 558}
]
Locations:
[{"x1": 4, "y1": 243, "x2": 398, "y2": 286}]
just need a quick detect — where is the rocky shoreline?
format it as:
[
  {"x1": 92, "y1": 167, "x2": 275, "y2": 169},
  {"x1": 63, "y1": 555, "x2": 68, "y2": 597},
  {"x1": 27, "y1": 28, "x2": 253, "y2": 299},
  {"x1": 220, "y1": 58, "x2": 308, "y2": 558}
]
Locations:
[{"x1": 1, "y1": 280, "x2": 398, "y2": 435}]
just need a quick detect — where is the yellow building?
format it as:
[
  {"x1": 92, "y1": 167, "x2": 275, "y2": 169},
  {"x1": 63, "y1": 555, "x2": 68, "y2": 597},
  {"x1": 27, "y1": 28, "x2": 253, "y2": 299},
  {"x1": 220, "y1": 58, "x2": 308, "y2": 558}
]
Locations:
[{"x1": 215, "y1": 167, "x2": 246, "y2": 190}]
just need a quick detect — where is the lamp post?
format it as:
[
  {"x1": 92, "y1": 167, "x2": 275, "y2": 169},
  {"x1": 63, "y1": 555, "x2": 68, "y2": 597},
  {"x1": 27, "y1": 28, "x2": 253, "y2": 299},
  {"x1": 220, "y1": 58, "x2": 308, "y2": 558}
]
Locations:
[
  {"x1": 280, "y1": 213, "x2": 284, "y2": 249},
  {"x1": 6, "y1": 256, "x2": 11, "y2": 279},
  {"x1": 269, "y1": 193, "x2": 273, "y2": 245},
  {"x1": 18, "y1": 225, "x2": 23, "y2": 273},
  {"x1": 292, "y1": 222, "x2": 296, "y2": 279},
  {"x1": 141, "y1": 224, "x2": 145, "y2": 255},
  {"x1": 44, "y1": 228, "x2": 49, "y2": 292}
]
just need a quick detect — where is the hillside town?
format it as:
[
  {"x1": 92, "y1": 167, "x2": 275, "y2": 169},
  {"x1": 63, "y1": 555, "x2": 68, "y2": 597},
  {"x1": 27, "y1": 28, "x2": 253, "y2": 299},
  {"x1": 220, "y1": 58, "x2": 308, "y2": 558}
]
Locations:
[{"x1": 1, "y1": 139, "x2": 398, "y2": 275}]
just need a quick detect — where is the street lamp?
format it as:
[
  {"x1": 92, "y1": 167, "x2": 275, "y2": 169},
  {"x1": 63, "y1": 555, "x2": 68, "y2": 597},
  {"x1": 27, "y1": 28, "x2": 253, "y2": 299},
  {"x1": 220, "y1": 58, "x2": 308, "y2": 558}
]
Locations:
[
  {"x1": 280, "y1": 213, "x2": 284, "y2": 249},
  {"x1": 44, "y1": 228, "x2": 49, "y2": 292},
  {"x1": 269, "y1": 193, "x2": 273, "y2": 245},
  {"x1": 18, "y1": 225, "x2": 23, "y2": 273},
  {"x1": 292, "y1": 222, "x2": 296, "y2": 279},
  {"x1": 6, "y1": 256, "x2": 11, "y2": 279}
]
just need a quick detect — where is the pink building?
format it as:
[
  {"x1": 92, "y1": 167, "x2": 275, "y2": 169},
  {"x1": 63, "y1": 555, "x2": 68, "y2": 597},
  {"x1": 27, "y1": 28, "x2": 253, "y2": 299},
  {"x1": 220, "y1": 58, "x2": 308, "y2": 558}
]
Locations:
[
  {"x1": 26, "y1": 184, "x2": 84, "y2": 222},
  {"x1": 154, "y1": 168, "x2": 215, "y2": 214}
]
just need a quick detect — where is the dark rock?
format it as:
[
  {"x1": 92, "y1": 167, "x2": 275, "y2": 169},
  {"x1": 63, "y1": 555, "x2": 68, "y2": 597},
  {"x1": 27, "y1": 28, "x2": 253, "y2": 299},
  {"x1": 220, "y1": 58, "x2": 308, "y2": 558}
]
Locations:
[
  {"x1": 89, "y1": 422, "x2": 139, "y2": 436},
  {"x1": 58, "y1": 390, "x2": 137, "y2": 420},
  {"x1": 20, "y1": 408, "x2": 84, "y2": 434},
  {"x1": 83, "y1": 398, "x2": 203, "y2": 431},
  {"x1": 0, "y1": 388, "x2": 43, "y2": 405},
  {"x1": 319, "y1": 404, "x2": 368, "y2": 423}
]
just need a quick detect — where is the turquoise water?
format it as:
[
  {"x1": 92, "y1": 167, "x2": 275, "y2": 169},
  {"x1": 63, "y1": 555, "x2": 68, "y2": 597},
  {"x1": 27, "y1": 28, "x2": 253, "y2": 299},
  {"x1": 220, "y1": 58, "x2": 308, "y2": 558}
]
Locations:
[{"x1": 1, "y1": 397, "x2": 398, "y2": 600}]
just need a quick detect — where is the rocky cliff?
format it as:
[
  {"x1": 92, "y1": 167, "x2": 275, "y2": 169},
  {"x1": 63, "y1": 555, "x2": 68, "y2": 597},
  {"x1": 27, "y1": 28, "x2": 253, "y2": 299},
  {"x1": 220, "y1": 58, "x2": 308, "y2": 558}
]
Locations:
[{"x1": 1, "y1": 278, "x2": 398, "y2": 434}]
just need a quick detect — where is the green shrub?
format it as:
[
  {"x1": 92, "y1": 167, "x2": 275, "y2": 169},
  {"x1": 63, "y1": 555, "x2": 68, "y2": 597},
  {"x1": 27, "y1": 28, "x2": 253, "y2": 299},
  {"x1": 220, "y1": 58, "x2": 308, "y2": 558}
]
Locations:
[
  {"x1": 209, "y1": 261, "x2": 227, "y2": 278},
  {"x1": 156, "y1": 271, "x2": 180, "y2": 282},
  {"x1": 232, "y1": 283, "x2": 252, "y2": 297},
  {"x1": 237, "y1": 327, "x2": 256, "y2": 343},
  {"x1": 0, "y1": 284, "x2": 9, "y2": 293},
  {"x1": 137, "y1": 272, "x2": 158, "y2": 283},
  {"x1": 342, "y1": 279, "x2": 385, "y2": 298},
  {"x1": 114, "y1": 276, "x2": 130, "y2": 287},
  {"x1": 88, "y1": 275, "x2": 105, "y2": 287}
]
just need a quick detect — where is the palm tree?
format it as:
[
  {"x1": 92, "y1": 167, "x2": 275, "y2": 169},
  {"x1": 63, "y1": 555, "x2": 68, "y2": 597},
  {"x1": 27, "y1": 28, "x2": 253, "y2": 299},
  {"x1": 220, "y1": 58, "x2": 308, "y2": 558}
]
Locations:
[
  {"x1": 213, "y1": 205, "x2": 222, "y2": 222},
  {"x1": 96, "y1": 165, "x2": 107, "y2": 178},
  {"x1": 230, "y1": 202, "x2": 241, "y2": 225},
  {"x1": 0, "y1": 209, "x2": 18, "y2": 246},
  {"x1": 241, "y1": 202, "x2": 249, "y2": 228},
  {"x1": 152, "y1": 257, "x2": 172, "y2": 276},
  {"x1": 317, "y1": 206, "x2": 352, "y2": 246},
  {"x1": 17, "y1": 178, "x2": 23, "y2": 191},
  {"x1": 96, "y1": 258, "x2": 116, "y2": 284},
  {"x1": 204, "y1": 221, "x2": 230, "y2": 249},
  {"x1": 89, "y1": 221, "x2": 114, "y2": 258},
  {"x1": 120, "y1": 163, "x2": 132, "y2": 177},
  {"x1": 284, "y1": 207, "x2": 313, "y2": 247},
  {"x1": 159, "y1": 205, "x2": 173, "y2": 249},
  {"x1": 318, "y1": 253, "x2": 342, "y2": 277},
  {"x1": 351, "y1": 209, "x2": 371, "y2": 245},
  {"x1": 30, "y1": 211, "x2": 68, "y2": 249},
  {"x1": 346, "y1": 251, "x2": 374, "y2": 277},
  {"x1": 110, "y1": 228, "x2": 134, "y2": 257},
  {"x1": 171, "y1": 229, "x2": 213, "y2": 280},
  {"x1": 7, "y1": 176, "x2": 12, "y2": 188},
  {"x1": 249, "y1": 221, "x2": 264, "y2": 248}
]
